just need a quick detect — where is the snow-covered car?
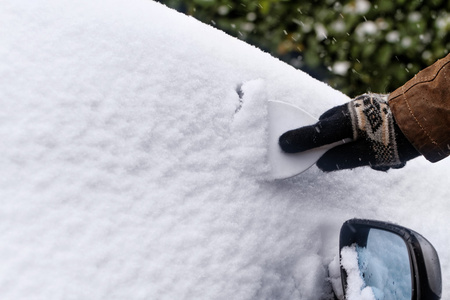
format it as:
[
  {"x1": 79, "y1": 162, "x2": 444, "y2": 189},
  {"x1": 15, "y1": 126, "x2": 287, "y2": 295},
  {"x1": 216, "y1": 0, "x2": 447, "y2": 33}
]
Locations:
[{"x1": 1, "y1": 0, "x2": 448, "y2": 299}]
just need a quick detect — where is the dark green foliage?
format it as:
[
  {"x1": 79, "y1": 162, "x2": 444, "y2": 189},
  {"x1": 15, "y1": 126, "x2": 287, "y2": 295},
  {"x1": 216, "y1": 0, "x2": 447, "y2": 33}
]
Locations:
[{"x1": 158, "y1": 0, "x2": 449, "y2": 96}]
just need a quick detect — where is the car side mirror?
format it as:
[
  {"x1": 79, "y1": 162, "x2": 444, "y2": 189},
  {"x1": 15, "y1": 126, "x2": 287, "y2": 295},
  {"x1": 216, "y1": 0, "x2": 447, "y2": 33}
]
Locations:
[{"x1": 339, "y1": 219, "x2": 442, "y2": 300}]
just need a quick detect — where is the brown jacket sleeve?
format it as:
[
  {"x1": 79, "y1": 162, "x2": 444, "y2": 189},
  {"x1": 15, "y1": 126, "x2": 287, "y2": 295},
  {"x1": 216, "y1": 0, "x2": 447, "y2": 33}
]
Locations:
[{"x1": 389, "y1": 54, "x2": 450, "y2": 163}]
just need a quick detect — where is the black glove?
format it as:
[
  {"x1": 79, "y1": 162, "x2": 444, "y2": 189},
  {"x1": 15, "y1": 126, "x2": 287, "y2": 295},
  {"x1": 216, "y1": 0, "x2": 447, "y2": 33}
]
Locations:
[{"x1": 278, "y1": 93, "x2": 420, "y2": 172}]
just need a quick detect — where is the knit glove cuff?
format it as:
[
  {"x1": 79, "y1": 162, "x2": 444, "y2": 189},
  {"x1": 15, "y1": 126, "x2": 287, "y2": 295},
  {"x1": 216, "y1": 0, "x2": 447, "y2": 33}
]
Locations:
[{"x1": 348, "y1": 93, "x2": 402, "y2": 168}]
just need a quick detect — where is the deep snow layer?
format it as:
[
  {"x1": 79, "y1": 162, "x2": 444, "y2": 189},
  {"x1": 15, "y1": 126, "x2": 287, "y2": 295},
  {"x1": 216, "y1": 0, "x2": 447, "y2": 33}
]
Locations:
[{"x1": 1, "y1": 1, "x2": 449, "y2": 299}]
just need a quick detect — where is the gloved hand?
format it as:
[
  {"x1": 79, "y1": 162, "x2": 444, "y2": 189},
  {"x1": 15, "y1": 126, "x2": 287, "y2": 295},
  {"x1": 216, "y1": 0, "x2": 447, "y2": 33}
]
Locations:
[{"x1": 278, "y1": 93, "x2": 420, "y2": 172}]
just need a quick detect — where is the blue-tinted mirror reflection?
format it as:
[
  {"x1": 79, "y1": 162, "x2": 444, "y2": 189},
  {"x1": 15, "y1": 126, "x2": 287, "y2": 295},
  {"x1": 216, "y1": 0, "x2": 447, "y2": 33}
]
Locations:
[{"x1": 357, "y1": 229, "x2": 412, "y2": 300}]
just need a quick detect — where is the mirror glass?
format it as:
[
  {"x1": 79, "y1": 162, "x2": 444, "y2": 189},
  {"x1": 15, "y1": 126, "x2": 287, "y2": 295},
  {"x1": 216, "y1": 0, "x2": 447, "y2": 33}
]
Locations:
[{"x1": 357, "y1": 229, "x2": 412, "y2": 300}]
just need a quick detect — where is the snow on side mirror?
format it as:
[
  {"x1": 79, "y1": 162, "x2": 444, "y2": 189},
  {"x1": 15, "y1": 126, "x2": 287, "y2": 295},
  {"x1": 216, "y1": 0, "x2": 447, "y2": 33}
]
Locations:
[{"x1": 339, "y1": 219, "x2": 442, "y2": 300}]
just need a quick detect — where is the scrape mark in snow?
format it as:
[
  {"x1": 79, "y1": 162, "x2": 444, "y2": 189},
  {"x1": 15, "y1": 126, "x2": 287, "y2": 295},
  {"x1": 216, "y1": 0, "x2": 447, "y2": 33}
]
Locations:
[
  {"x1": 235, "y1": 83, "x2": 244, "y2": 114},
  {"x1": 229, "y1": 79, "x2": 270, "y2": 178}
]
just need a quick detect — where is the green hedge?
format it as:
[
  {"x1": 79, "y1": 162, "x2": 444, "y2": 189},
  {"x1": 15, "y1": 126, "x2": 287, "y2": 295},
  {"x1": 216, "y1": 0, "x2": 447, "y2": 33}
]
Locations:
[{"x1": 159, "y1": 0, "x2": 449, "y2": 97}]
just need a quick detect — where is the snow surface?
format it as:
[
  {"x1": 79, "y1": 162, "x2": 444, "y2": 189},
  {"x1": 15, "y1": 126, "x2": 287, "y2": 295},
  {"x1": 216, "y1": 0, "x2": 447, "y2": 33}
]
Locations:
[
  {"x1": 340, "y1": 245, "x2": 376, "y2": 300},
  {"x1": 1, "y1": 0, "x2": 449, "y2": 299}
]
